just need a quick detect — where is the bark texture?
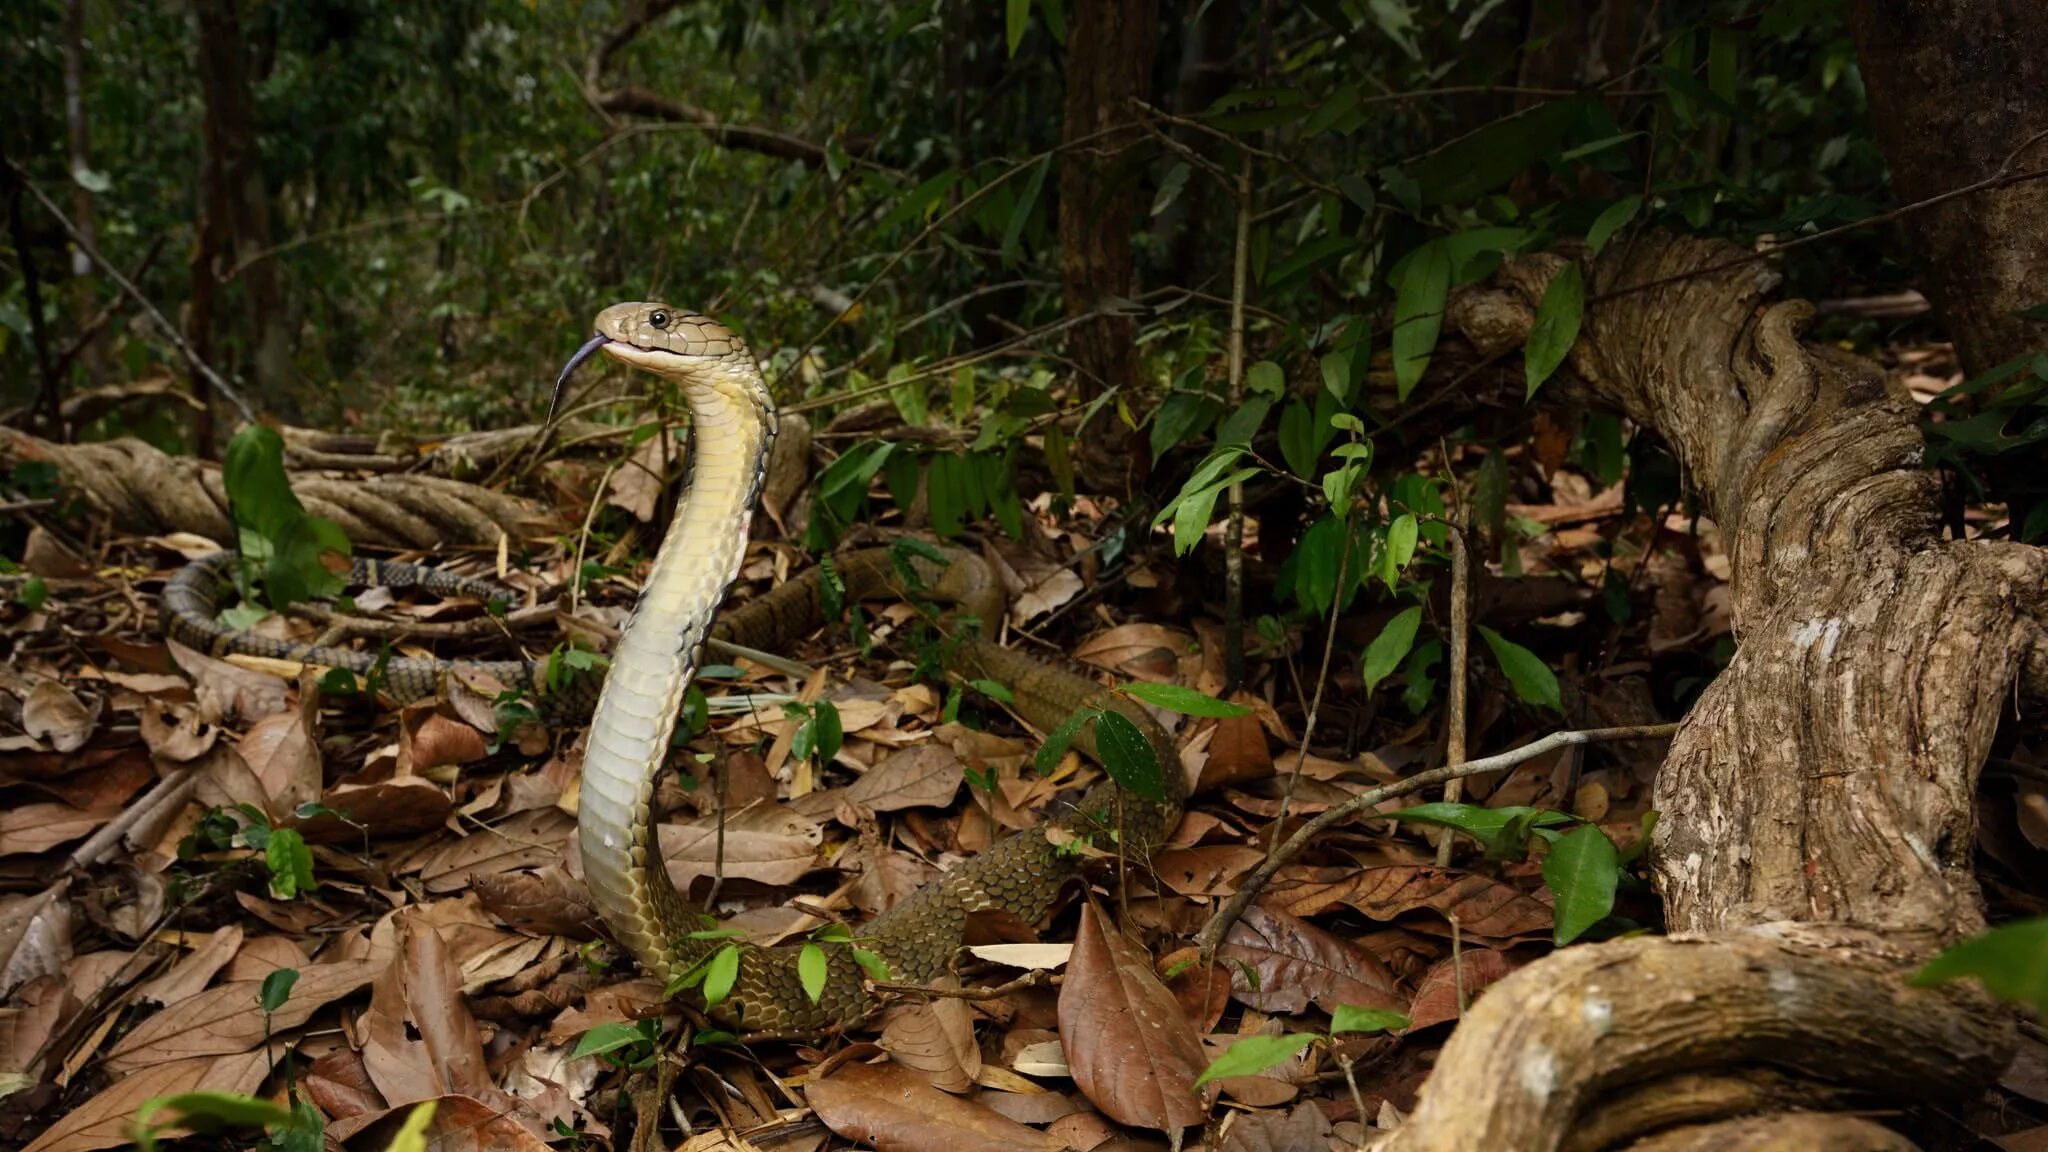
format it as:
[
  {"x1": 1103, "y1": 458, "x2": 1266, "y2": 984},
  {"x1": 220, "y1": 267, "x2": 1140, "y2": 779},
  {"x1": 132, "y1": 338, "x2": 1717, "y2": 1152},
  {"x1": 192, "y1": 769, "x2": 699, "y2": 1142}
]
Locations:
[
  {"x1": 1846, "y1": 0, "x2": 2048, "y2": 377},
  {"x1": 1060, "y1": 0, "x2": 1159, "y2": 487},
  {"x1": 1372, "y1": 233, "x2": 2048, "y2": 1151}
]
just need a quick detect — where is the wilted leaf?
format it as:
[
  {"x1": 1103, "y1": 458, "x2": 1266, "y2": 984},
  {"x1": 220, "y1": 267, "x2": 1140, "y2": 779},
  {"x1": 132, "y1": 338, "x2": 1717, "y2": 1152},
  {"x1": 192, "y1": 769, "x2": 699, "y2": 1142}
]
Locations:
[
  {"x1": 1057, "y1": 904, "x2": 1209, "y2": 1131},
  {"x1": 805, "y1": 1058, "x2": 1064, "y2": 1152},
  {"x1": 22, "y1": 680, "x2": 95, "y2": 753},
  {"x1": 1220, "y1": 905, "x2": 1404, "y2": 1016},
  {"x1": 846, "y1": 745, "x2": 965, "y2": 811}
]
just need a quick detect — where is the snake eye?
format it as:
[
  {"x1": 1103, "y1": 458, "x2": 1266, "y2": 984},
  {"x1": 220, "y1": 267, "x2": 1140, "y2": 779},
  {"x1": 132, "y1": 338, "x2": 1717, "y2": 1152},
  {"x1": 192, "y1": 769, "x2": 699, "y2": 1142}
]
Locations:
[{"x1": 648, "y1": 309, "x2": 669, "y2": 329}]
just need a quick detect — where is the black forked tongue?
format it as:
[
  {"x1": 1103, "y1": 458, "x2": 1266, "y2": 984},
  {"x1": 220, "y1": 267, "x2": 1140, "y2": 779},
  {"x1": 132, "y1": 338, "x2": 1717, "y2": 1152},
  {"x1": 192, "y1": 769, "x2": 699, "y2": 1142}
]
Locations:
[{"x1": 545, "y1": 333, "x2": 610, "y2": 432}]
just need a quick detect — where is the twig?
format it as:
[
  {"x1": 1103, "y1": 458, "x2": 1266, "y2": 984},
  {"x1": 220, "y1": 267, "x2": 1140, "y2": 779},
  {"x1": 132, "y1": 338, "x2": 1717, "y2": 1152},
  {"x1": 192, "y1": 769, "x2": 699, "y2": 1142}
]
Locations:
[
  {"x1": 1198, "y1": 722, "x2": 1680, "y2": 955},
  {"x1": 1222, "y1": 147, "x2": 1253, "y2": 693},
  {"x1": 1436, "y1": 516, "x2": 1470, "y2": 867},
  {"x1": 7, "y1": 163, "x2": 256, "y2": 425},
  {"x1": 867, "y1": 967, "x2": 1060, "y2": 1002}
]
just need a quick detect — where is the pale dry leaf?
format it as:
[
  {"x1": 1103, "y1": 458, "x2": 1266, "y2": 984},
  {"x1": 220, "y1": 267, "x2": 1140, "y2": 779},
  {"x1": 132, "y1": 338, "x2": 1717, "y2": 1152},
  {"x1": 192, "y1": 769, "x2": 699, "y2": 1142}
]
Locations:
[
  {"x1": 804, "y1": 1058, "x2": 1065, "y2": 1152},
  {"x1": 849, "y1": 840, "x2": 938, "y2": 916},
  {"x1": 1011, "y1": 1039, "x2": 1069, "y2": 1078},
  {"x1": 660, "y1": 806, "x2": 823, "y2": 886},
  {"x1": 606, "y1": 426, "x2": 680, "y2": 522},
  {"x1": 102, "y1": 960, "x2": 381, "y2": 1072},
  {"x1": 22, "y1": 1047, "x2": 273, "y2": 1152},
  {"x1": 136, "y1": 926, "x2": 244, "y2": 1006},
  {"x1": 409, "y1": 807, "x2": 573, "y2": 892},
  {"x1": 1010, "y1": 568, "x2": 1083, "y2": 625},
  {"x1": 968, "y1": 943, "x2": 1071, "y2": 970},
  {"x1": 400, "y1": 915, "x2": 495, "y2": 1098},
  {"x1": 845, "y1": 745, "x2": 964, "y2": 812},
  {"x1": 1214, "y1": 1099, "x2": 1332, "y2": 1152},
  {"x1": 22, "y1": 680, "x2": 95, "y2": 754},
  {"x1": 22, "y1": 525, "x2": 91, "y2": 578},
  {"x1": 0, "y1": 802, "x2": 119, "y2": 857},
  {"x1": 0, "y1": 975, "x2": 74, "y2": 1079},
  {"x1": 1072, "y1": 623, "x2": 1190, "y2": 683},
  {"x1": 1057, "y1": 904, "x2": 1209, "y2": 1131},
  {"x1": 879, "y1": 983, "x2": 981, "y2": 1094},
  {"x1": 237, "y1": 691, "x2": 322, "y2": 815},
  {"x1": 1220, "y1": 904, "x2": 1405, "y2": 1016},
  {"x1": 1152, "y1": 846, "x2": 1264, "y2": 899},
  {"x1": 136, "y1": 697, "x2": 218, "y2": 763}
]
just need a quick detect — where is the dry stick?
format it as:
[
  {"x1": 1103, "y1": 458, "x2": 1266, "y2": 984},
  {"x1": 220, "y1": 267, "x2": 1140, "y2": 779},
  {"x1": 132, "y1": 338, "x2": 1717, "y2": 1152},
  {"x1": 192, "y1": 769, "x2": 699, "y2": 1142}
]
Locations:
[
  {"x1": 1435, "y1": 518, "x2": 1471, "y2": 867},
  {"x1": 1222, "y1": 148, "x2": 1255, "y2": 693},
  {"x1": 10, "y1": 166, "x2": 258, "y2": 426},
  {"x1": 1198, "y1": 722, "x2": 1679, "y2": 955}
]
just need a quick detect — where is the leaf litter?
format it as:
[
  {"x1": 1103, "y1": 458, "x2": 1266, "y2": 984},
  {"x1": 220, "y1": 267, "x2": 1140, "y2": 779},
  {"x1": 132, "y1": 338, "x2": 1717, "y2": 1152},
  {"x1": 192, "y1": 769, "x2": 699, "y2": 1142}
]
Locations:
[{"x1": 0, "y1": 446, "x2": 1723, "y2": 1152}]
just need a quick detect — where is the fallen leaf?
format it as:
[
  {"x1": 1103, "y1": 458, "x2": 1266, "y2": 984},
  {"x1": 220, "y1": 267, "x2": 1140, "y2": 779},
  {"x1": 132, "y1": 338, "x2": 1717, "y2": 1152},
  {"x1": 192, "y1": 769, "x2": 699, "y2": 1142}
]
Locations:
[
  {"x1": 1057, "y1": 904, "x2": 1209, "y2": 1131},
  {"x1": 136, "y1": 926, "x2": 244, "y2": 1006},
  {"x1": 1275, "y1": 865, "x2": 1555, "y2": 940},
  {"x1": 401, "y1": 707, "x2": 490, "y2": 775},
  {"x1": 21, "y1": 1048, "x2": 274, "y2": 1152},
  {"x1": 1152, "y1": 846, "x2": 1264, "y2": 899},
  {"x1": 409, "y1": 808, "x2": 572, "y2": 891},
  {"x1": 805, "y1": 1058, "x2": 1064, "y2": 1152},
  {"x1": 1215, "y1": 1099, "x2": 1332, "y2": 1152},
  {"x1": 1011, "y1": 568, "x2": 1083, "y2": 624},
  {"x1": 167, "y1": 638, "x2": 288, "y2": 725},
  {"x1": 846, "y1": 745, "x2": 965, "y2": 812},
  {"x1": 1073, "y1": 624, "x2": 1190, "y2": 683},
  {"x1": 327, "y1": 1093, "x2": 553, "y2": 1151},
  {"x1": 472, "y1": 866, "x2": 600, "y2": 939},
  {"x1": 1199, "y1": 711, "x2": 1273, "y2": 791},
  {"x1": 1220, "y1": 905, "x2": 1405, "y2": 1016},
  {"x1": 0, "y1": 975, "x2": 74, "y2": 1080},
  {"x1": 1405, "y1": 947, "x2": 1514, "y2": 1030},
  {"x1": 237, "y1": 690, "x2": 322, "y2": 815},
  {"x1": 103, "y1": 960, "x2": 381, "y2": 1072},
  {"x1": 968, "y1": 943, "x2": 1072, "y2": 970},
  {"x1": 22, "y1": 680, "x2": 96, "y2": 753},
  {"x1": 306, "y1": 1047, "x2": 387, "y2": 1121},
  {"x1": 879, "y1": 982, "x2": 981, "y2": 1093},
  {"x1": 660, "y1": 806, "x2": 823, "y2": 887},
  {"x1": 0, "y1": 802, "x2": 120, "y2": 857},
  {"x1": 606, "y1": 426, "x2": 680, "y2": 522}
]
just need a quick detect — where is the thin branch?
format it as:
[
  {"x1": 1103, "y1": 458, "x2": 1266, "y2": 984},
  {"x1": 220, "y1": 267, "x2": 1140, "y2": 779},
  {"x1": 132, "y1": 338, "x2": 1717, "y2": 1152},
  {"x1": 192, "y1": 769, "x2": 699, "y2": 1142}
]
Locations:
[
  {"x1": 1222, "y1": 148, "x2": 1254, "y2": 694},
  {"x1": 1198, "y1": 722, "x2": 1680, "y2": 956},
  {"x1": 1436, "y1": 512, "x2": 1471, "y2": 867},
  {"x1": 7, "y1": 163, "x2": 257, "y2": 425}
]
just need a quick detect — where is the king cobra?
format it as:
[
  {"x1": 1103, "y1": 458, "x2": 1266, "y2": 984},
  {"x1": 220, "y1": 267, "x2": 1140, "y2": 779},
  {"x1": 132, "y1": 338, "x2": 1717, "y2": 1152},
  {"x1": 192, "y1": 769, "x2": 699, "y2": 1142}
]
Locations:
[{"x1": 161, "y1": 302, "x2": 1182, "y2": 1031}]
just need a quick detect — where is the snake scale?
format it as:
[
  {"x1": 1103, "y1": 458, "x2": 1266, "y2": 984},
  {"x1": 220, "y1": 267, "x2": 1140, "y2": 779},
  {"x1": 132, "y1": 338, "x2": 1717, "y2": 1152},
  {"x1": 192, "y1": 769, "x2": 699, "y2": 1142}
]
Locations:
[{"x1": 158, "y1": 303, "x2": 1182, "y2": 1031}]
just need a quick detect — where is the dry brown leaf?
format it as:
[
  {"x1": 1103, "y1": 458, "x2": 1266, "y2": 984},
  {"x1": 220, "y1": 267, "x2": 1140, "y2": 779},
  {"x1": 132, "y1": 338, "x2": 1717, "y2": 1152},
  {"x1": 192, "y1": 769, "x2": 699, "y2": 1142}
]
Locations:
[
  {"x1": 136, "y1": 925, "x2": 243, "y2": 1006},
  {"x1": 1010, "y1": 568, "x2": 1083, "y2": 625},
  {"x1": 400, "y1": 706, "x2": 490, "y2": 775},
  {"x1": 1057, "y1": 904, "x2": 1209, "y2": 1132},
  {"x1": 102, "y1": 959, "x2": 380, "y2": 1072},
  {"x1": 21, "y1": 1047, "x2": 273, "y2": 1152},
  {"x1": 846, "y1": 745, "x2": 965, "y2": 812},
  {"x1": 1214, "y1": 1099, "x2": 1332, "y2": 1152},
  {"x1": 136, "y1": 697, "x2": 218, "y2": 763},
  {"x1": 805, "y1": 1058, "x2": 1064, "y2": 1152},
  {"x1": 1152, "y1": 845, "x2": 1264, "y2": 899},
  {"x1": 606, "y1": 426, "x2": 679, "y2": 522},
  {"x1": 327, "y1": 1093, "x2": 553, "y2": 1151},
  {"x1": 409, "y1": 808, "x2": 572, "y2": 891},
  {"x1": 0, "y1": 801, "x2": 120, "y2": 857},
  {"x1": 306, "y1": 1046, "x2": 387, "y2": 1121},
  {"x1": 22, "y1": 680, "x2": 95, "y2": 754},
  {"x1": 1199, "y1": 711, "x2": 1273, "y2": 791},
  {"x1": 1220, "y1": 904, "x2": 1404, "y2": 1017},
  {"x1": 472, "y1": 865, "x2": 599, "y2": 939},
  {"x1": 237, "y1": 689, "x2": 322, "y2": 814},
  {"x1": 0, "y1": 975, "x2": 74, "y2": 1079},
  {"x1": 1275, "y1": 865, "x2": 1554, "y2": 939},
  {"x1": 849, "y1": 839, "x2": 939, "y2": 915},
  {"x1": 1072, "y1": 623, "x2": 1189, "y2": 683},
  {"x1": 301, "y1": 777, "x2": 455, "y2": 847},
  {"x1": 659, "y1": 805, "x2": 823, "y2": 886},
  {"x1": 1405, "y1": 947, "x2": 1514, "y2": 1030},
  {"x1": 879, "y1": 982, "x2": 981, "y2": 1093},
  {"x1": 166, "y1": 638, "x2": 288, "y2": 725}
]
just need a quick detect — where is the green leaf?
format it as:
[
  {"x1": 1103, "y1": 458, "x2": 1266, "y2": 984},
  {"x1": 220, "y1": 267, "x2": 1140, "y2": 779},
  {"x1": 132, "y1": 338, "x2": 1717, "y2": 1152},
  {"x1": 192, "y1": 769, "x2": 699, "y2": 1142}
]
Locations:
[
  {"x1": 1392, "y1": 240, "x2": 1452, "y2": 401},
  {"x1": 133, "y1": 1093, "x2": 292, "y2": 1151},
  {"x1": 1401, "y1": 638, "x2": 1442, "y2": 713},
  {"x1": 1911, "y1": 918, "x2": 2048, "y2": 1016},
  {"x1": 1118, "y1": 682, "x2": 1250, "y2": 717},
  {"x1": 265, "y1": 828, "x2": 315, "y2": 900},
  {"x1": 1216, "y1": 395, "x2": 1274, "y2": 446},
  {"x1": 1246, "y1": 360, "x2": 1287, "y2": 398},
  {"x1": 1005, "y1": 0, "x2": 1031, "y2": 55},
  {"x1": 1150, "y1": 393, "x2": 1223, "y2": 458},
  {"x1": 72, "y1": 166, "x2": 113, "y2": 193},
  {"x1": 1408, "y1": 97, "x2": 1591, "y2": 206},
  {"x1": 1151, "y1": 162, "x2": 1191, "y2": 216},
  {"x1": 1093, "y1": 709, "x2": 1166, "y2": 804},
  {"x1": 1476, "y1": 625, "x2": 1562, "y2": 711},
  {"x1": 1382, "y1": 513, "x2": 1419, "y2": 591},
  {"x1": 972, "y1": 678, "x2": 1015, "y2": 704},
  {"x1": 1542, "y1": 824, "x2": 1621, "y2": 945},
  {"x1": 259, "y1": 968, "x2": 299, "y2": 1014},
  {"x1": 571, "y1": 1021, "x2": 653, "y2": 1061},
  {"x1": 875, "y1": 170, "x2": 962, "y2": 236},
  {"x1": 1330, "y1": 1005, "x2": 1410, "y2": 1035},
  {"x1": 1586, "y1": 195, "x2": 1642, "y2": 255},
  {"x1": 799, "y1": 943, "x2": 829, "y2": 1005},
  {"x1": 224, "y1": 425, "x2": 350, "y2": 611},
  {"x1": 1384, "y1": 802, "x2": 1571, "y2": 859},
  {"x1": 1193, "y1": 1033, "x2": 1316, "y2": 1087},
  {"x1": 1277, "y1": 400, "x2": 1326, "y2": 480},
  {"x1": 811, "y1": 700, "x2": 843, "y2": 764},
  {"x1": 1302, "y1": 83, "x2": 1362, "y2": 136},
  {"x1": 1525, "y1": 263, "x2": 1585, "y2": 398},
  {"x1": 702, "y1": 944, "x2": 742, "y2": 1007},
  {"x1": 1362, "y1": 607, "x2": 1423, "y2": 694},
  {"x1": 1034, "y1": 706, "x2": 1097, "y2": 774},
  {"x1": 15, "y1": 574, "x2": 48, "y2": 611},
  {"x1": 1001, "y1": 157, "x2": 1050, "y2": 265},
  {"x1": 852, "y1": 947, "x2": 892, "y2": 982}
]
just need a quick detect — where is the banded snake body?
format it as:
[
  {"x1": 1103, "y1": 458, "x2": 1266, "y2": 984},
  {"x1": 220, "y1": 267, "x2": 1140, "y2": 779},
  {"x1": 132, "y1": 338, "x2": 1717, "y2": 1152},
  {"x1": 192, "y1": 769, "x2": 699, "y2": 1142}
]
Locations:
[{"x1": 159, "y1": 303, "x2": 1182, "y2": 1030}]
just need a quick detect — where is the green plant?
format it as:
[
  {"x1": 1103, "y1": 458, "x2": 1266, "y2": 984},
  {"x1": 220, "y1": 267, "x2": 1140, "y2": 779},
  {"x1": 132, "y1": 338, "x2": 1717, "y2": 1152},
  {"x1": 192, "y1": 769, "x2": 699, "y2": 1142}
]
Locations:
[
  {"x1": 222, "y1": 425, "x2": 351, "y2": 618},
  {"x1": 1911, "y1": 917, "x2": 2048, "y2": 1017},
  {"x1": 1193, "y1": 1002, "x2": 1413, "y2": 1088}
]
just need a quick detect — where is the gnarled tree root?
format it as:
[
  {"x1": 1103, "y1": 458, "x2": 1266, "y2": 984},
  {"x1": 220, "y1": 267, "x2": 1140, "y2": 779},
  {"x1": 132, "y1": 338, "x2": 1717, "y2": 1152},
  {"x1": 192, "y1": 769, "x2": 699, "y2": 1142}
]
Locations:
[
  {"x1": 1, "y1": 427, "x2": 551, "y2": 549},
  {"x1": 1376, "y1": 234, "x2": 2047, "y2": 1150}
]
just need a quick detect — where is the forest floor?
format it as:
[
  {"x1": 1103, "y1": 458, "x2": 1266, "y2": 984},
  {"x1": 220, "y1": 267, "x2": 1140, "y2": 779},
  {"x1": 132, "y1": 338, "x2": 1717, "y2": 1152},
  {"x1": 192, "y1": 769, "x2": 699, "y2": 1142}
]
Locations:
[{"x1": 1, "y1": 337, "x2": 2043, "y2": 1152}]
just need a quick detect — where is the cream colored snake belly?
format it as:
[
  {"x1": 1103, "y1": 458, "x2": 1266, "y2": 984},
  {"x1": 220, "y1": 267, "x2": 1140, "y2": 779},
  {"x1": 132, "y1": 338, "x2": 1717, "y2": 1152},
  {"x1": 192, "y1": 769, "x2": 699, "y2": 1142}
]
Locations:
[{"x1": 559, "y1": 304, "x2": 1181, "y2": 1031}]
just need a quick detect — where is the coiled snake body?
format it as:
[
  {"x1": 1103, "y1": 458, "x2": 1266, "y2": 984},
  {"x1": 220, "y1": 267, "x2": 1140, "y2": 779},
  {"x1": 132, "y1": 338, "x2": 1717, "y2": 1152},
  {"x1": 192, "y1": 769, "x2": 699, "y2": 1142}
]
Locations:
[{"x1": 161, "y1": 303, "x2": 1181, "y2": 1031}]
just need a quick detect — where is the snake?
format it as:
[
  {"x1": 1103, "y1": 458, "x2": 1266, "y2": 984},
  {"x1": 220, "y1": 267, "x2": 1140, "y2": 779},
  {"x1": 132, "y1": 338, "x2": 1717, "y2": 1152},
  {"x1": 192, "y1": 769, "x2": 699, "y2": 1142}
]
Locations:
[{"x1": 158, "y1": 302, "x2": 1182, "y2": 1031}]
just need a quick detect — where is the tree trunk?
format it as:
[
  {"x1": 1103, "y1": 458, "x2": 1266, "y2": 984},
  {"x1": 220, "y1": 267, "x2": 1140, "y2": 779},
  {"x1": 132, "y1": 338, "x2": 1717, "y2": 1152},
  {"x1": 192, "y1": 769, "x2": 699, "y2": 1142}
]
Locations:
[
  {"x1": 61, "y1": 0, "x2": 104, "y2": 384},
  {"x1": 1059, "y1": 0, "x2": 1158, "y2": 490},
  {"x1": 1845, "y1": 0, "x2": 2048, "y2": 378},
  {"x1": 191, "y1": 0, "x2": 291, "y2": 425},
  {"x1": 1375, "y1": 234, "x2": 2047, "y2": 1150}
]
